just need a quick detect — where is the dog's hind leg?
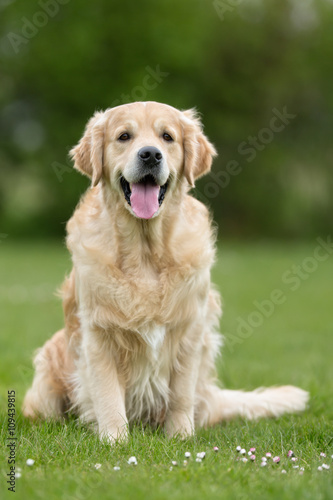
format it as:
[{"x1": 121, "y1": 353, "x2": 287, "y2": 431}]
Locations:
[{"x1": 22, "y1": 329, "x2": 72, "y2": 419}]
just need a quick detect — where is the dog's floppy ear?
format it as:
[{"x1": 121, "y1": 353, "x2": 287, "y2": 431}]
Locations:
[
  {"x1": 70, "y1": 111, "x2": 106, "y2": 187},
  {"x1": 181, "y1": 109, "x2": 217, "y2": 187}
]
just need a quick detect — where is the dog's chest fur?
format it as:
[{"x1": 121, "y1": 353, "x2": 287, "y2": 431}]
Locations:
[
  {"x1": 105, "y1": 269, "x2": 200, "y2": 423},
  {"x1": 98, "y1": 247, "x2": 209, "y2": 421},
  {"x1": 124, "y1": 323, "x2": 171, "y2": 424}
]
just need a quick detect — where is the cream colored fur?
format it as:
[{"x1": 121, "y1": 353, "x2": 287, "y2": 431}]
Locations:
[{"x1": 23, "y1": 102, "x2": 309, "y2": 443}]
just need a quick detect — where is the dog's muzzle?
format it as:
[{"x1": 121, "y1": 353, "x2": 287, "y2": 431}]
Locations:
[{"x1": 120, "y1": 147, "x2": 168, "y2": 220}]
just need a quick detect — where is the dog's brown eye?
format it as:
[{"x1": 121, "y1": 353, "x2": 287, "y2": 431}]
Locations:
[
  {"x1": 162, "y1": 132, "x2": 173, "y2": 142},
  {"x1": 118, "y1": 133, "x2": 130, "y2": 141}
]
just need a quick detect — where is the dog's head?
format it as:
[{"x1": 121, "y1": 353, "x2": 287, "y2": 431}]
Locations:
[{"x1": 70, "y1": 102, "x2": 217, "y2": 220}]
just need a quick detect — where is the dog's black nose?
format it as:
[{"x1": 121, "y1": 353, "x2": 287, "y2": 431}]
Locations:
[{"x1": 138, "y1": 146, "x2": 162, "y2": 167}]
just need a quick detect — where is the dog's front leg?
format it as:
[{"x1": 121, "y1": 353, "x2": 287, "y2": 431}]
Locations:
[
  {"x1": 81, "y1": 327, "x2": 128, "y2": 444},
  {"x1": 165, "y1": 332, "x2": 202, "y2": 439}
]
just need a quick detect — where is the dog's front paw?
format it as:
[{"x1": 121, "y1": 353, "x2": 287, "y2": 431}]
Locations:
[
  {"x1": 99, "y1": 425, "x2": 129, "y2": 445},
  {"x1": 165, "y1": 411, "x2": 194, "y2": 439}
]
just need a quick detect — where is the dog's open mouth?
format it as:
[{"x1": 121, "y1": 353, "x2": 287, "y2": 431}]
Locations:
[{"x1": 120, "y1": 174, "x2": 168, "y2": 220}]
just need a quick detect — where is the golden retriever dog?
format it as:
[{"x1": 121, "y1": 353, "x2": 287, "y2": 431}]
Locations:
[{"x1": 23, "y1": 102, "x2": 308, "y2": 443}]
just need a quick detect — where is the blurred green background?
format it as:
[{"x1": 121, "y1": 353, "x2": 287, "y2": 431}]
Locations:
[{"x1": 1, "y1": 0, "x2": 332, "y2": 240}]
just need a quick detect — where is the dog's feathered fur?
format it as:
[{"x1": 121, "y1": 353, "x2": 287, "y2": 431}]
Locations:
[{"x1": 23, "y1": 102, "x2": 308, "y2": 442}]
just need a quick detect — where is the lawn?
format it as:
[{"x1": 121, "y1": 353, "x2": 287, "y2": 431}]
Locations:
[{"x1": 1, "y1": 239, "x2": 332, "y2": 500}]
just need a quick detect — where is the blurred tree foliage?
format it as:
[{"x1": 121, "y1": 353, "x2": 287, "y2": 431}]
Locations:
[{"x1": 0, "y1": 0, "x2": 332, "y2": 239}]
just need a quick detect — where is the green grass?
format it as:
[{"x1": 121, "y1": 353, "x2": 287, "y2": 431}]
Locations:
[{"x1": 1, "y1": 240, "x2": 333, "y2": 500}]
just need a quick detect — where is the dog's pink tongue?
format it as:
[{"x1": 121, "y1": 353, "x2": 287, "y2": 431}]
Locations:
[{"x1": 130, "y1": 182, "x2": 160, "y2": 219}]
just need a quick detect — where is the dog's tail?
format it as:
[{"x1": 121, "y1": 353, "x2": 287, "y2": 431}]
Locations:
[{"x1": 196, "y1": 384, "x2": 309, "y2": 427}]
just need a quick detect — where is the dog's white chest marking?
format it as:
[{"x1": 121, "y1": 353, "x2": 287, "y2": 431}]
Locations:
[
  {"x1": 126, "y1": 324, "x2": 170, "y2": 423},
  {"x1": 139, "y1": 324, "x2": 166, "y2": 362}
]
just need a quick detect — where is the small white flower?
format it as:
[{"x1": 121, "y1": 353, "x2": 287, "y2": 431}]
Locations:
[
  {"x1": 169, "y1": 466, "x2": 173, "y2": 471},
  {"x1": 113, "y1": 466, "x2": 120, "y2": 471},
  {"x1": 240, "y1": 449, "x2": 246, "y2": 455},
  {"x1": 318, "y1": 466, "x2": 323, "y2": 472},
  {"x1": 281, "y1": 469, "x2": 287, "y2": 474},
  {"x1": 26, "y1": 459, "x2": 35, "y2": 466},
  {"x1": 171, "y1": 461, "x2": 178, "y2": 466},
  {"x1": 94, "y1": 463, "x2": 102, "y2": 470},
  {"x1": 185, "y1": 452, "x2": 191, "y2": 458},
  {"x1": 236, "y1": 446, "x2": 242, "y2": 452},
  {"x1": 291, "y1": 457, "x2": 297, "y2": 462},
  {"x1": 242, "y1": 458, "x2": 248, "y2": 463},
  {"x1": 127, "y1": 456, "x2": 137, "y2": 465},
  {"x1": 15, "y1": 472, "x2": 22, "y2": 478},
  {"x1": 260, "y1": 462, "x2": 267, "y2": 467},
  {"x1": 250, "y1": 455, "x2": 256, "y2": 461},
  {"x1": 300, "y1": 467, "x2": 305, "y2": 471},
  {"x1": 322, "y1": 464, "x2": 330, "y2": 470},
  {"x1": 197, "y1": 452, "x2": 206, "y2": 459},
  {"x1": 196, "y1": 457, "x2": 202, "y2": 463},
  {"x1": 293, "y1": 465, "x2": 299, "y2": 469},
  {"x1": 248, "y1": 451, "x2": 252, "y2": 456},
  {"x1": 266, "y1": 453, "x2": 272, "y2": 458},
  {"x1": 213, "y1": 447, "x2": 219, "y2": 452},
  {"x1": 320, "y1": 453, "x2": 326, "y2": 458},
  {"x1": 261, "y1": 457, "x2": 267, "y2": 462},
  {"x1": 183, "y1": 460, "x2": 188, "y2": 466}
]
